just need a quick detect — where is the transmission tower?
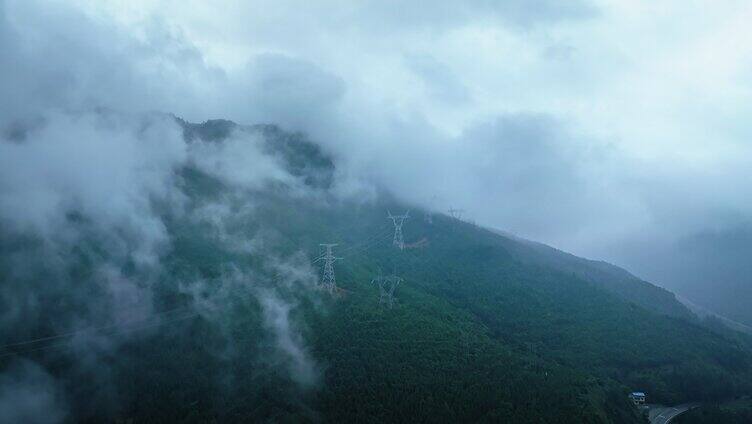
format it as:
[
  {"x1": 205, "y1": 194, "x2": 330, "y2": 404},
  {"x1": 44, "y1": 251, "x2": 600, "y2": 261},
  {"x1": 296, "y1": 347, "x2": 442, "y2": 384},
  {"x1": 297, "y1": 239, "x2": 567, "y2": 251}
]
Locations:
[
  {"x1": 425, "y1": 195, "x2": 437, "y2": 224},
  {"x1": 448, "y1": 208, "x2": 465, "y2": 220},
  {"x1": 387, "y1": 210, "x2": 410, "y2": 250},
  {"x1": 314, "y1": 244, "x2": 341, "y2": 294},
  {"x1": 371, "y1": 270, "x2": 403, "y2": 309}
]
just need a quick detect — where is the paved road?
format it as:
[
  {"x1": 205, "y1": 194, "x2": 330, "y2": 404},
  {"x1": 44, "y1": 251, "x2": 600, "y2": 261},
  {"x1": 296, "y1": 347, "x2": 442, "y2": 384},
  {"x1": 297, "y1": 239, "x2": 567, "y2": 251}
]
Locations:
[{"x1": 648, "y1": 404, "x2": 697, "y2": 424}]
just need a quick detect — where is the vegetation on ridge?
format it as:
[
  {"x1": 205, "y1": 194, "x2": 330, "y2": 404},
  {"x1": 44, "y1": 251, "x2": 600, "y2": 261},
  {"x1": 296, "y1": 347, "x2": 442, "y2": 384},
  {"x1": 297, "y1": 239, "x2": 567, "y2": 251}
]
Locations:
[{"x1": 1, "y1": 119, "x2": 750, "y2": 423}]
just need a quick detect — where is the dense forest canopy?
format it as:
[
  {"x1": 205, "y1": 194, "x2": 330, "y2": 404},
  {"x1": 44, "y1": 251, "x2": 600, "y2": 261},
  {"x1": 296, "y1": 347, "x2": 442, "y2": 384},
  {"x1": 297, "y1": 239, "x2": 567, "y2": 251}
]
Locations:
[{"x1": 1, "y1": 117, "x2": 750, "y2": 423}]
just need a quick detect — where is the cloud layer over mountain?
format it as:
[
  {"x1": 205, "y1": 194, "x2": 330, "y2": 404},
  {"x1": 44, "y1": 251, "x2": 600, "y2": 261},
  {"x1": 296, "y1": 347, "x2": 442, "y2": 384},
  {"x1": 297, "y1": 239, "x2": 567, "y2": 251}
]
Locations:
[{"x1": 2, "y1": 0, "x2": 752, "y2": 318}]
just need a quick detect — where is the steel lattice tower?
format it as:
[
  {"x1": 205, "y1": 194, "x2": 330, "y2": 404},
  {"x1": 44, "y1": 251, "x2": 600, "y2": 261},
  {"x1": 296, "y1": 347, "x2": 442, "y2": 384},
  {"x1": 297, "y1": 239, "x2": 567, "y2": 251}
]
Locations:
[
  {"x1": 371, "y1": 270, "x2": 403, "y2": 308},
  {"x1": 387, "y1": 210, "x2": 410, "y2": 250},
  {"x1": 425, "y1": 195, "x2": 437, "y2": 224},
  {"x1": 448, "y1": 208, "x2": 465, "y2": 220},
  {"x1": 315, "y1": 244, "x2": 341, "y2": 294}
]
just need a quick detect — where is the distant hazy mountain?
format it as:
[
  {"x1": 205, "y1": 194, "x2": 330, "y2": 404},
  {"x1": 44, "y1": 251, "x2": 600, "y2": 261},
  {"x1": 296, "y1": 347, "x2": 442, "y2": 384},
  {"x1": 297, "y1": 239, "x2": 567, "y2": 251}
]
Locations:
[
  {"x1": 490, "y1": 229, "x2": 695, "y2": 320},
  {"x1": 619, "y1": 229, "x2": 752, "y2": 328}
]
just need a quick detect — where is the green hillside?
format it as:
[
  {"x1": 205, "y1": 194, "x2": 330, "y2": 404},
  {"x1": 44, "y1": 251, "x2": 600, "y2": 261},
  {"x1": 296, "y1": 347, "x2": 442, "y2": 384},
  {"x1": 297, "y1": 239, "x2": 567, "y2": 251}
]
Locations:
[
  {"x1": 1, "y1": 119, "x2": 751, "y2": 423},
  {"x1": 492, "y1": 231, "x2": 695, "y2": 320}
]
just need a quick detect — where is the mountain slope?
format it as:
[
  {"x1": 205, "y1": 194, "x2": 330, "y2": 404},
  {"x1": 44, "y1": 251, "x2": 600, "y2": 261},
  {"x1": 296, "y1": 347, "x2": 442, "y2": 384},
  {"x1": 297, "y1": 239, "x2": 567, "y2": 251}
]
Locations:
[
  {"x1": 1, "y1": 117, "x2": 750, "y2": 423},
  {"x1": 493, "y1": 231, "x2": 694, "y2": 320}
]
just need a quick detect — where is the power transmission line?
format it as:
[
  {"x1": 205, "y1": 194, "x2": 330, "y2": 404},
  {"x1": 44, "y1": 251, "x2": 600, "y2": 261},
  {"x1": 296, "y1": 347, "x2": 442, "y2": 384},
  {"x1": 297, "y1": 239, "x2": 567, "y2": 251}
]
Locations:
[
  {"x1": 4, "y1": 222, "x2": 392, "y2": 357},
  {"x1": 338, "y1": 226, "x2": 393, "y2": 254},
  {"x1": 0, "y1": 310, "x2": 200, "y2": 359},
  {"x1": 0, "y1": 265, "x2": 302, "y2": 358},
  {"x1": 0, "y1": 305, "x2": 191, "y2": 351}
]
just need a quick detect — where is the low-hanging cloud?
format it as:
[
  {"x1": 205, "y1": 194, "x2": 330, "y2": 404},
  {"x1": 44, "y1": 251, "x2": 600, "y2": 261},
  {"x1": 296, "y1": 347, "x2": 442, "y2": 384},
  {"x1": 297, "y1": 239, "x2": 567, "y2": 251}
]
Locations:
[
  {"x1": 3, "y1": 0, "x2": 752, "y2": 355},
  {"x1": 258, "y1": 289, "x2": 319, "y2": 387},
  {"x1": 189, "y1": 128, "x2": 297, "y2": 190},
  {"x1": 0, "y1": 360, "x2": 66, "y2": 424},
  {"x1": 177, "y1": 241, "x2": 322, "y2": 386},
  {"x1": 0, "y1": 111, "x2": 186, "y2": 266},
  {"x1": 0, "y1": 105, "x2": 332, "y2": 415}
]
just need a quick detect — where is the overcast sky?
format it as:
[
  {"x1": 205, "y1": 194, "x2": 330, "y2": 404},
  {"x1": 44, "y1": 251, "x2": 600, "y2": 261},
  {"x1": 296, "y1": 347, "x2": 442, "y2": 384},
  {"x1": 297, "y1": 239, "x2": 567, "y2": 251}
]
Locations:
[{"x1": 2, "y1": 0, "x2": 752, "y2": 313}]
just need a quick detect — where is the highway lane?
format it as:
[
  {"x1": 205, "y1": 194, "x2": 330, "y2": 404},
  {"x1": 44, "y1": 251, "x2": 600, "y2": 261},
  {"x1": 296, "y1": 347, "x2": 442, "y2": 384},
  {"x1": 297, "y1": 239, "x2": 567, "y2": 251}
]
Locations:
[{"x1": 648, "y1": 404, "x2": 697, "y2": 424}]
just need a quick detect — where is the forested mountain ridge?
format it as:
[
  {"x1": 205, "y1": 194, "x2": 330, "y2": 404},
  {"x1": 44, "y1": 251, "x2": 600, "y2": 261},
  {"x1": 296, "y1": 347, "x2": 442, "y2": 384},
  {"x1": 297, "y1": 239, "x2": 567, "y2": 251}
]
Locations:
[
  {"x1": 492, "y1": 230, "x2": 694, "y2": 320},
  {"x1": 1, "y1": 116, "x2": 750, "y2": 423}
]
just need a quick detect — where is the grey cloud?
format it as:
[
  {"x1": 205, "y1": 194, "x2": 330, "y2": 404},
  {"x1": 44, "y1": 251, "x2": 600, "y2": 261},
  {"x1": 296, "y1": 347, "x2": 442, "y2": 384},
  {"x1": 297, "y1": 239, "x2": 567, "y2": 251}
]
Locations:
[
  {"x1": 489, "y1": 0, "x2": 597, "y2": 28},
  {"x1": 177, "y1": 178, "x2": 323, "y2": 385},
  {"x1": 0, "y1": 104, "x2": 327, "y2": 399},
  {"x1": 0, "y1": 361, "x2": 66, "y2": 424},
  {"x1": 0, "y1": 0, "x2": 696, "y2": 271},
  {"x1": 0, "y1": 0, "x2": 221, "y2": 125},
  {"x1": 0, "y1": 106, "x2": 181, "y2": 399},
  {"x1": 178, "y1": 266, "x2": 259, "y2": 361},
  {"x1": 165, "y1": 0, "x2": 596, "y2": 52},
  {"x1": 308, "y1": 109, "x2": 624, "y2": 245},
  {"x1": 258, "y1": 289, "x2": 319, "y2": 387},
  {"x1": 96, "y1": 265, "x2": 155, "y2": 327},
  {"x1": 343, "y1": 0, "x2": 597, "y2": 31},
  {"x1": 189, "y1": 128, "x2": 297, "y2": 190},
  {"x1": 449, "y1": 115, "x2": 598, "y2": 236},
  {"x1": 406, "y1": 54, "x2": 470, "y2": 104},
  {"x1": 179, "y1": 254, "x2": 321, "y2": 386},
  {"x1": 231, "y1": 54, "x2": 346, "y2": 132},
  {"x1": 0, "y1": 111, "x2": 186, "y2": 266},
  {"x1": 190, "y1": 200, "x2": 262, "y2": 255},
  {"x1": 1, "y1": 0, "x2": 750, "y2": 344}
]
